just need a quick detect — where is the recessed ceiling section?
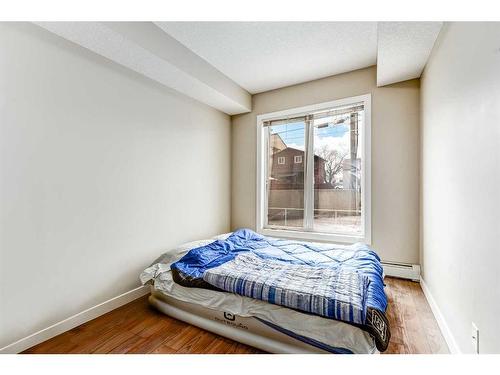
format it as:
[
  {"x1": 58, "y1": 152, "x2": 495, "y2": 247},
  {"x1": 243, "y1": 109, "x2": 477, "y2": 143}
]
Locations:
[
  {"x1": 35, "y1": 22, "x2": 443, "y2": 115},
  {"x1": 34, "y1": 22, "x2": 251, "y2": 115},
  {"x1": 377, "y1": 22, "x2": 443, "y2": 87},
  {"x1": 156, "y1": 22, "x2": 378, "y2": 94}
]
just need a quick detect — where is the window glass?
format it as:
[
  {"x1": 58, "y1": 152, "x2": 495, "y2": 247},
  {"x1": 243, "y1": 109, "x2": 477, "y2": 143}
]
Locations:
[
  {"x1": 266, "y1": 121, "x2": 305, "y2": 228},
  {"x1": 259, "y1": 97, "x2": 368, "y2": 241},
  {"x1": 313, "y1": 110, "x2": 363, "y2": 235}
]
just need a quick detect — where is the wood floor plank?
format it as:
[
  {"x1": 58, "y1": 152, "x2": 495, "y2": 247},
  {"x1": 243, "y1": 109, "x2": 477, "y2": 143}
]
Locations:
[
  {"x1": 203, "y1": 337, "x2": 242, "y2": 354},
  {"x1": 117, "y1": 317, "x2": 190, "y2": 354},
  {"x1": 175, "y1": 331, "x2": 219, "y2": 354},
  {"x1": 151, "y1": 343, "x2": 178, "y2": 354},
  {"x1": 91, "y1": 331, "x2": 136, "y2": 354},
  {"x1": 21, "y1": 277, "x2": 447, "y2": 354},
  {"x1": 158, "y1": 325, "x2": 208, "y2": 351},
  {"x1": 108, "y1": 334, "x2": 148, "y2": 354}
]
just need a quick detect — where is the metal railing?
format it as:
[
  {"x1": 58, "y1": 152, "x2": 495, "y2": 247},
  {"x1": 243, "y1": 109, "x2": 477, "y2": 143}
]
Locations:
[{"x1": 268, "y1": 207, "x2": 361, "y2": 226}]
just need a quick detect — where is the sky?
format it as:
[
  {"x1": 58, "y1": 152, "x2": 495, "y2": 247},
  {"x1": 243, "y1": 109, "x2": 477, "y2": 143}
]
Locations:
[{"x1": 270, "y1": 116, "x2": 356, "y2": 156}]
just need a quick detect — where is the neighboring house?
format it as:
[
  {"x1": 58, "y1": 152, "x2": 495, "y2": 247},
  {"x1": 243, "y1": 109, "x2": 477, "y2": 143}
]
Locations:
[{"x1": 270, "y1": 147, "x2": 328, "y2": 189}]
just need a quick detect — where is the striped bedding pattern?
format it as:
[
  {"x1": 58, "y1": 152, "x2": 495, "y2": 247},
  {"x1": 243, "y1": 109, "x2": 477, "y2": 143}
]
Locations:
[
  {"x1": 203, "y1": 253, "x2": 370, "y2": 324},
  {"x1": 170, "y1": 228, "x2": 391, "y2": 351}
]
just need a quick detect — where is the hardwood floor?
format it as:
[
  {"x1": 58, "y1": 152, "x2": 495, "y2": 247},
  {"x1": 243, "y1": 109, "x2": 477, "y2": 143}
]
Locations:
[
  {"x1": 384, "y1": 278, "x2": 448, "y2": 354},
  {"x1": 22, "y1": 277, "x2": 448, "y2": 354}
]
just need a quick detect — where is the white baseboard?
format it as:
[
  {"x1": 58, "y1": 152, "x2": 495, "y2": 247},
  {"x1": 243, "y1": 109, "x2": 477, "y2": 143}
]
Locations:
[
  {"x1": 419, "y1": 277, "x2": 460, "y2": 354},
  {"x1": 382, "y1": 262, "x2": 421, "y2": 281},
  {"x1": 0, "y1": 285, "x2": 149, "y2": 354}
]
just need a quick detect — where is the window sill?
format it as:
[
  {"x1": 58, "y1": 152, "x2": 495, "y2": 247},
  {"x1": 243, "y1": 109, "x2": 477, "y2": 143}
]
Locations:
[{"x1": 258, "y1": 227, "x2": 369, "y2": 245}]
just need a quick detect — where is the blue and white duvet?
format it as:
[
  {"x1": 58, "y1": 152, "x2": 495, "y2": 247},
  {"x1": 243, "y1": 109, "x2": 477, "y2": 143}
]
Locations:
[
  {"x1": 170, "y1": 229, "x2": 390, "y2": 351},
  {"x1": 203, "y1": 253, "x2": 370, "y2": 324}
]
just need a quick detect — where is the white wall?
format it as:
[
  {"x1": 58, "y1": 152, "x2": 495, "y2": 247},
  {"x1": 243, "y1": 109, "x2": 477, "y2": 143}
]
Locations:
[
  {"x1": 232, "y1": 66, "x2": 420, "y2": 264},
  {"x1": 0, "y1": 23, "x2": 231, "y2": 348},
  {"x1": 421, "y1": 23, "x2": 500, "y2": 353}
]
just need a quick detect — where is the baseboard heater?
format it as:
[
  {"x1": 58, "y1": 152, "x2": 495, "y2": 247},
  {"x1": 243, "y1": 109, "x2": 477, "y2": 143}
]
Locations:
[{"x1": 381, "y1": 261, "x2": 420, "y2": 282}]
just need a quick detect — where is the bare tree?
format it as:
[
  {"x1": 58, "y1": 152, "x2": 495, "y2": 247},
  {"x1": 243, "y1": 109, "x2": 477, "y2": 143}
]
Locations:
[{"x1": 317, "y1": 145, "x2": 347, "y2": 186}]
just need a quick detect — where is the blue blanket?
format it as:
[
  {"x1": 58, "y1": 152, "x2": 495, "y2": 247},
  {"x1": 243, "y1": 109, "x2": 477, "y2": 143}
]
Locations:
[
  {"x1": 170, "y1": 229, "x2": 390, "y2": 351},
  {"x1": 203, "y1": 252, "x2": 370, "y2": 324}
]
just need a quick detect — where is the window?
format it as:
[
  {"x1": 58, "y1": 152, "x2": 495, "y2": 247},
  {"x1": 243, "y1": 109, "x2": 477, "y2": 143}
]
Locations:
[{"x1": 256, "y1": 94, "x2": 371, "y2": 243}]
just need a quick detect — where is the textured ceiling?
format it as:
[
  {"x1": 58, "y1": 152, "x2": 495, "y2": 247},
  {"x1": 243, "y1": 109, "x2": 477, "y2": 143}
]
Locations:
[
  {"x1": 37, "y1": 22, "x2": 443, "y2": 114},
  {"x1": 156, "y1": 22, "x2": 378, "y2": 94},
  {"x1": 35, "y1": 22, "x2": 251, "y2": 114},
  {"x1": 377, "y1": 22, "x2": 443, "y2": 86}
]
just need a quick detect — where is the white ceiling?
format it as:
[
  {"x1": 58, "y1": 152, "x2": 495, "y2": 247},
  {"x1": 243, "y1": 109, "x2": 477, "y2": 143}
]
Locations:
[
  {"x1": 377, "y1": 22, "x2": 443, "y2": 86},
  {"x1": 156, "y1": 22, "x2": 378, "y2": 94},
  {"x1": 35, "y1": 22, "x2": 251, "y2": 115},
  {"x1": 37, "y1": 22, "x2": 443, "y2": 115}
]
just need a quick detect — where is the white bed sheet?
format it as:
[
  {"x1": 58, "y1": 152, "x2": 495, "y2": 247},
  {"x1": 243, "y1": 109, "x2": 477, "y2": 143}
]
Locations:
[{"x1": 140, "y1": 234, "x2": 377, "y2": 354}]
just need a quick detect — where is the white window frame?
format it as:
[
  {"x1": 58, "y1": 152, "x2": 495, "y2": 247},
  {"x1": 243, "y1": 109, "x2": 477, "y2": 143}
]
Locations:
[
  {"x1": 277, "y1": 156, "x2": 286, "y2": 165},
  {"x1": 294, "y1": 155, "x2": 302, "y2": 164},
  {"x1": 256, "y1": 94, "x2": 371, "y2": 244}
]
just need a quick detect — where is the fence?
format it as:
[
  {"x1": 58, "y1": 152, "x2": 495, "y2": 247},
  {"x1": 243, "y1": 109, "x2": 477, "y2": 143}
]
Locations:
[
  {"x1": 267, "y1": 189, "x2": 361, "y2": 225},
  {"x1": 268, "y1": 189, "x2": 360, "y2": 210}
]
